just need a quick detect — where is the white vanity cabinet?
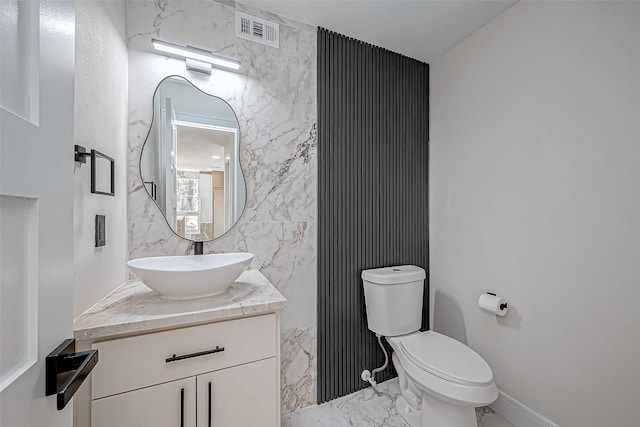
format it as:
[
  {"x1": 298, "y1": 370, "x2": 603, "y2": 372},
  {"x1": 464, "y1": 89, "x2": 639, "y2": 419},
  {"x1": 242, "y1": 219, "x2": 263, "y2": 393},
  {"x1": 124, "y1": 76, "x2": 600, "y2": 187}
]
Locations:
[{"x1": 89, "y1": 314, "x2": 279, "y2": 427}]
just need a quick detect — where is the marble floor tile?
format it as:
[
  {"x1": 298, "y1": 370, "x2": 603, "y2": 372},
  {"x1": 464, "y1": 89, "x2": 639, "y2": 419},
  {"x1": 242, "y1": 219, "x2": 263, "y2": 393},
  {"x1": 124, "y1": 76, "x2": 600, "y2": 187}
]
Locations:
[
  {"x1": 330, "y1": 380, "x2": 407, "y2": 427},
  {"x1": 282, "y1": 378, "x2": 516, "y2": 427},
  {"x1": 282, "y1": 403, "x2": 349, "y2": 427}
]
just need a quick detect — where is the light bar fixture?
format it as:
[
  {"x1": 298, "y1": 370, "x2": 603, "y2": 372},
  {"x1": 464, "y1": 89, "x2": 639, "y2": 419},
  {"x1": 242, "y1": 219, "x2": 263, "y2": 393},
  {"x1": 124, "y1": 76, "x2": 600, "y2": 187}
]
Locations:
[{"x1": 151, "y1": 38, "x2": 241, "y2": 72}]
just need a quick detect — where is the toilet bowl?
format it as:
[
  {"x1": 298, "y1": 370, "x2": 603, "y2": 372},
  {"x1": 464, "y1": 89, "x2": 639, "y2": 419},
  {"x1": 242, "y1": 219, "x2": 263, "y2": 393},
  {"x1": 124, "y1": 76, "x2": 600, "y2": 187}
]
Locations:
[{"x1": 362, "y1": 265, "x2": 498, "y2": 427}]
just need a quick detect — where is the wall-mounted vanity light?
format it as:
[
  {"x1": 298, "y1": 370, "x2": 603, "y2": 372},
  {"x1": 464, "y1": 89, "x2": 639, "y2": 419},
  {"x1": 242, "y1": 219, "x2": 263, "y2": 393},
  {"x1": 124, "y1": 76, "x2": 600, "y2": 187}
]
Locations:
[{"x1": 151, "y1": 38, "x2": 241, "y2": 74}]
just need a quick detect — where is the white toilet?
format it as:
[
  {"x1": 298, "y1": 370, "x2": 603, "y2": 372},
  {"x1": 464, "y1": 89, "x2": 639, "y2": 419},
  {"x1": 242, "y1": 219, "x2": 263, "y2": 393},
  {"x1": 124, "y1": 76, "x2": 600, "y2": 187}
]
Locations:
[{"x1": 362, "y1": 265, "x2": 498, "y2": 427}]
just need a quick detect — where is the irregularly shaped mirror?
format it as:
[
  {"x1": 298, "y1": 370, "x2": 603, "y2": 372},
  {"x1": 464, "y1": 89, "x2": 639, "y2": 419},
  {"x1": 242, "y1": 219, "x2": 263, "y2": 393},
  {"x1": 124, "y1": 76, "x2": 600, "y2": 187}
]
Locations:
[{"x1": 140, "y1": 76, "x2": 246, "y2": 241}]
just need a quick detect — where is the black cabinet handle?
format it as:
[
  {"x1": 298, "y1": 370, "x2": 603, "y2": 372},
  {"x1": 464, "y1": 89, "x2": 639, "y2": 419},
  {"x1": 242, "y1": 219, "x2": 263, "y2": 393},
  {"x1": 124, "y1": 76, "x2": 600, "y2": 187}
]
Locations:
[
  {"x1": 180, "y1": 388, "x2": 185, "y2": 427},
  {"x1": 208, "y1": 381, "x2": 212, "y2": 427},
  {"x1": 166, "y1": 346, "x2": 224, "y2": 363}
]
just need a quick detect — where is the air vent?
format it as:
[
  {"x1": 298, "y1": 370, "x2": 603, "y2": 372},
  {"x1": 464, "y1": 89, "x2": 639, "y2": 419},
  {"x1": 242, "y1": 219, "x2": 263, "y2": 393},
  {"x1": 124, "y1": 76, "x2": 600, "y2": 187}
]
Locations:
[{"x1": 235, "y1": 11, "x2": 279, "y2": 49}]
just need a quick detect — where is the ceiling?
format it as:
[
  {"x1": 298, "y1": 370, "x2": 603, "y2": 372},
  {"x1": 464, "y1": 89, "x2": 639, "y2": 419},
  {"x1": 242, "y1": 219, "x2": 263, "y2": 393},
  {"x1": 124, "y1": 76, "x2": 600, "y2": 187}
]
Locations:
[
  {"x1": 240, "y1": 0, "x2": 517, "y2": 62},
  {"x1": 176, "y1": 125, "x2": 233, "y2": 172}
]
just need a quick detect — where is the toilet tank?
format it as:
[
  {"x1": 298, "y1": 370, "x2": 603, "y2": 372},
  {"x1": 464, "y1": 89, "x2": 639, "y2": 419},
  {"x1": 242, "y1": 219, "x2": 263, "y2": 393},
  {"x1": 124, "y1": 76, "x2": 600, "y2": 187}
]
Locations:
[{"x1": 362, "y1": 265, "x2": 426, "y2": 337}]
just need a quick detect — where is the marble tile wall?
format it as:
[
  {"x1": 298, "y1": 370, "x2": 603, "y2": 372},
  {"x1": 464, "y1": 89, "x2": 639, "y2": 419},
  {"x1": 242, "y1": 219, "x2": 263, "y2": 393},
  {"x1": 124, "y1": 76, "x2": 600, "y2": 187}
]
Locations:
[{"x1": 127, "y1": 0, "x2": 317, "y2": 413}]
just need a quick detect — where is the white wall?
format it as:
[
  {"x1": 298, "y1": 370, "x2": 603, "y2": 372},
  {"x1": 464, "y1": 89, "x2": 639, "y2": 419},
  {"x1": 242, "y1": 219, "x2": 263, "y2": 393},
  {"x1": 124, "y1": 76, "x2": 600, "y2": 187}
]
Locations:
[
  {"x1": 430, "y1": 2, "x2": 640, "y2": 426},
  {"x1": 73, "y1": 0, "x2": 128, "y2": 317}
]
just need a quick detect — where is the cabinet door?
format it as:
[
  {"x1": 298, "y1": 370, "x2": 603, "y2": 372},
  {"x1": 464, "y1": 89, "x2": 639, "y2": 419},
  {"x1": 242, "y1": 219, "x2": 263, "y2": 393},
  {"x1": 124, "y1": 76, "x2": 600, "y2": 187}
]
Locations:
[
  {"x1": 197, "y1": 358, "x2": 277, "y2": 427},
  {"x1": 92, "y1": 377, "x2": 196, "y2": 427}
]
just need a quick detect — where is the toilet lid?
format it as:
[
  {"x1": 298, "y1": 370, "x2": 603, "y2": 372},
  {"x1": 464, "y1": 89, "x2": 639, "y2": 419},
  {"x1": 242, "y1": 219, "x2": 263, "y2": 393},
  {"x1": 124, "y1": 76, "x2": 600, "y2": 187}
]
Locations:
[{"x1": 398, "y1": 331, "x2": 493, "y2": 386}]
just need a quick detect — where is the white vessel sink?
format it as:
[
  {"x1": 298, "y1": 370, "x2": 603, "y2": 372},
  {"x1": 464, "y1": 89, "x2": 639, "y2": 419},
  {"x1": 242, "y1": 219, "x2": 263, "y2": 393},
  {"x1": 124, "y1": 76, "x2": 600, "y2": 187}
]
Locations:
[{"x1": 127, "y1": 253, "x2": 254, "y2": 300}]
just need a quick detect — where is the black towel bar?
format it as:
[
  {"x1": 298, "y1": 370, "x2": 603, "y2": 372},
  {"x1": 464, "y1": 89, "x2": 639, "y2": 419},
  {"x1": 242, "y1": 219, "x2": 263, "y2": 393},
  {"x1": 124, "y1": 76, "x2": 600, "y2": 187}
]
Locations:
[{"x1": 74, "y1": 144, "x2": 115, "y2": 196}]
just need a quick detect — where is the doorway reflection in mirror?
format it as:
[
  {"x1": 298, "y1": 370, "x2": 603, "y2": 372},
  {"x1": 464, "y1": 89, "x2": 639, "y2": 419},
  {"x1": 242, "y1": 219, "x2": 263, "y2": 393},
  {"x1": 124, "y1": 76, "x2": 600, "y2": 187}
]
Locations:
[{"x1": 140, "y1": 76, "x2": 246, "y2": 241}]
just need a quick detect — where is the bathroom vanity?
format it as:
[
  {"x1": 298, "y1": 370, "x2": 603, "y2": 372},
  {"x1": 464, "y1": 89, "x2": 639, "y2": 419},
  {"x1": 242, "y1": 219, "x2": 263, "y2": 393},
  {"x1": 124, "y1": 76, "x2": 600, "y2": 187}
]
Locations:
[{"x1": 73, "y1": 270, "x2": 286, "y2": 427}]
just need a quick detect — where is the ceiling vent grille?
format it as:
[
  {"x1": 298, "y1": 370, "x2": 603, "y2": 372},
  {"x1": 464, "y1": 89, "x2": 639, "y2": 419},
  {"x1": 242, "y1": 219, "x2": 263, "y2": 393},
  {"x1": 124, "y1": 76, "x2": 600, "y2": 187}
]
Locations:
[{"x1": 235, "y1": 11, "x2": 279, "y2": 49}]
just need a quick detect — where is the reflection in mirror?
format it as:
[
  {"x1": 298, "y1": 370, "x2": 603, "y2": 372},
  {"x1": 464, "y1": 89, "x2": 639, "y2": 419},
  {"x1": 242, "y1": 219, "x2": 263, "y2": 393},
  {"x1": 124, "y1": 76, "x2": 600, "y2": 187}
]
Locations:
[{"x1": 140, "y1": 76, "x2": 246, "y2": 241}]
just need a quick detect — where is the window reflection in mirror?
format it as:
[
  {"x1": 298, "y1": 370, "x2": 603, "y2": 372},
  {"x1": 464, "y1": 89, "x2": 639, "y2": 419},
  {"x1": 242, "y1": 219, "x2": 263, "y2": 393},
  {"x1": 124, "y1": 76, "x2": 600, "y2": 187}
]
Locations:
[{"x1": 140, "y1": 76, "x2": 246, "y2": 241}]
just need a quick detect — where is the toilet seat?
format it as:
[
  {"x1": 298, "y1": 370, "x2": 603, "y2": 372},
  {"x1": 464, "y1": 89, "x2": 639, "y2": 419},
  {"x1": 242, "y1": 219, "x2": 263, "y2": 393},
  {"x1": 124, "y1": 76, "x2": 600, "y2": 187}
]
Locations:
[
  {"x1": 398, "y1": 331, "x2": 493, "y2": 386},
  {"x1": 387, "y1": 331, "x2": 498, "y2": 407}
]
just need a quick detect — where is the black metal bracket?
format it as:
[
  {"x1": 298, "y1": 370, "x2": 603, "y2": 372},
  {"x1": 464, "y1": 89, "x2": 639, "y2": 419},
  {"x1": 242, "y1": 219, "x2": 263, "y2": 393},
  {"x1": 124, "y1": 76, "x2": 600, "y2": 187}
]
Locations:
[
  {"x1": 46, "y1": 339, "x2": 99, "y2": 410},
  {"x1": 74, "y1": 144, "x2": 115, "y2": 196}
]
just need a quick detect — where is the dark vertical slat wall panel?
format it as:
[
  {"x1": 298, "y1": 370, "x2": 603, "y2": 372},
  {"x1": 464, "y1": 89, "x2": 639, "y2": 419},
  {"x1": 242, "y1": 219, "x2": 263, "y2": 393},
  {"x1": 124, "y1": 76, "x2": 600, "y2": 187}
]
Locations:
[{"x1": 317, "y1": 28, "x2": 430, "y2": 403}]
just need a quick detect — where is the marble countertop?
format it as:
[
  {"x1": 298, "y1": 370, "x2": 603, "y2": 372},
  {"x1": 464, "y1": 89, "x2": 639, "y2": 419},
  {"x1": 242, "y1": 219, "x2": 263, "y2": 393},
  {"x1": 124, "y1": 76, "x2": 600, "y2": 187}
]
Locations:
[{"x1": 74, "y1": 269, "x2": 286, "y2": 341}]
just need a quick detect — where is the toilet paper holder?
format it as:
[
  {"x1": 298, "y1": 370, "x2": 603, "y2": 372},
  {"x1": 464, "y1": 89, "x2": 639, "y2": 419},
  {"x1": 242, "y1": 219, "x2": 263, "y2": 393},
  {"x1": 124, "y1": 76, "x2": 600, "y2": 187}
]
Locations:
[
  {"x1": 487, "y1": 292, "x2": 508, "y2": 311},
  {"x1": 479, "y1": 292, "x2": 509, "y2": 316}
]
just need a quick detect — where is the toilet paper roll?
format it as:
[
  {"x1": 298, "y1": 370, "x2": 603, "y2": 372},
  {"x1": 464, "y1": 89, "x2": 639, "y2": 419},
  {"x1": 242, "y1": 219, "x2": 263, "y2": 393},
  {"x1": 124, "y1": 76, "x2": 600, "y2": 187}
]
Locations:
[{"x1": 479, "y1": 293, "x2": 508, "y2": 316}]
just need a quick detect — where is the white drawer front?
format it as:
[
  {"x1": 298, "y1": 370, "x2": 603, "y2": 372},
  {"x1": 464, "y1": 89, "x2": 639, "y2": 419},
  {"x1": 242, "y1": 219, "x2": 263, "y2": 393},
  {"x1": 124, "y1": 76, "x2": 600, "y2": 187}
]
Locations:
[{"x1": 92, "y1": 314, "x2": 276, "y2": 399}]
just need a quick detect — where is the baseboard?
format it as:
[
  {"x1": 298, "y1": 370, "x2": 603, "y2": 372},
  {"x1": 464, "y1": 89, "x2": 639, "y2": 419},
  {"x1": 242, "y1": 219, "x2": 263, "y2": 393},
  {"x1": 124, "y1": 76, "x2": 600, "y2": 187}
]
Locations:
[{"x1": 490, "y1": 391, "x2": 559, "y2": 427}]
